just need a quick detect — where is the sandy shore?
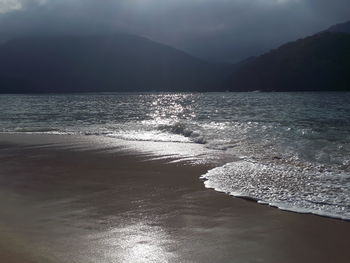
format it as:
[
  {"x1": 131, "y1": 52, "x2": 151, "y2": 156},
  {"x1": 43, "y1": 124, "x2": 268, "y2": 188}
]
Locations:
[{"x1": 0, "y1": 133, "x2": 349, "y2": 263}]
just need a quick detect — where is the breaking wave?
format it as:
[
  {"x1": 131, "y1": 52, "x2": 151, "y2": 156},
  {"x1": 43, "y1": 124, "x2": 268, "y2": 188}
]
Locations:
[
  {"x1": 157, "y1": 122, "x2": 207, "y2": 144},
  {"x1": 201, "y1": 158, "x2": 350, "y2": 220}
]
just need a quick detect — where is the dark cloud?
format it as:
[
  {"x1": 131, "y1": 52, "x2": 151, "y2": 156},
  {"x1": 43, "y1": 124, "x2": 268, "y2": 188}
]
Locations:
[{"x1": 0, "y1": 0, "x2": 349, "y2": 62}]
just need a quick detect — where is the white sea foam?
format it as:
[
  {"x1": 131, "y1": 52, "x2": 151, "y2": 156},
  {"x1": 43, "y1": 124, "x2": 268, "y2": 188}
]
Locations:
[
  {"x1": 201, "y1": 159, "x2": 350, "y2": 220},
  {"x1": 157, "y1": 122, "x2": 207, "y2": 144}
]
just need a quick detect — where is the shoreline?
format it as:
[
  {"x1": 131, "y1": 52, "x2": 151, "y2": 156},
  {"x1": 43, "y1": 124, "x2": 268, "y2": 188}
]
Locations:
[{"x1": 0, "y1": 133, "x2": 349, "y2": 262}]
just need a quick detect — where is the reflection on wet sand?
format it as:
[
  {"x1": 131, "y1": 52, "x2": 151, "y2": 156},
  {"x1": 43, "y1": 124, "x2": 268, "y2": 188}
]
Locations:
[{"x1": 0, "y1": 134, "x2": 350, "y2": 263}]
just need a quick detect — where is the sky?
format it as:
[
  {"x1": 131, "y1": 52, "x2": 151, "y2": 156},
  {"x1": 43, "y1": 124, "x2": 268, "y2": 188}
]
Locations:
[{"x1": 0, "y1": 0, "x2": 349, "y2": 62}]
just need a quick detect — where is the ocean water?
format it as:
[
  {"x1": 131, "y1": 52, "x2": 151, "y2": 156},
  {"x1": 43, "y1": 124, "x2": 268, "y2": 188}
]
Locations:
[{"x1": 0, "y1": 92, "x2": 349, "y2": 220}]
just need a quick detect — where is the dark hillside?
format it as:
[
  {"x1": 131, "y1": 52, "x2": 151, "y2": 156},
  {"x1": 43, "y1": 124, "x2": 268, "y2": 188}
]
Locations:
[
  {"x1": 0, "y1": 34, "x2": 229, "y2": 93},
  {"x1": 226, "y1": 32, "x2": 350, "y2": 91}
]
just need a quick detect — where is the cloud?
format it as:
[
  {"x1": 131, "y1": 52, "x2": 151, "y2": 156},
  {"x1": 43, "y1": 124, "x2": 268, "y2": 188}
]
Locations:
[
  {"x1": 0, "y1": 0, "x2": 47, "y2": 13},
  {"x1": 0, "y1": 0, "x2": 349, "y2": 62},
  {"x1": 0, "y1": 0, "x2": 22, "y2": 13}
]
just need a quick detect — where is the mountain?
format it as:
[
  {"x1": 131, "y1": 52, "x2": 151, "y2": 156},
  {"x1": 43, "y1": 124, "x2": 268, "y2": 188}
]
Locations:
[
  {"x1": 0, "y1": 34, "x2": 229, "y2": 93},
  {"x1": 226, "y1": 31, "x2": 350, "y2": 91},
  {"x1": 327, "y1": 20, "x2": 350, "y2": 33},
  {"x1": 2, "y1": 21, "x2": 350, "y2": 94}
]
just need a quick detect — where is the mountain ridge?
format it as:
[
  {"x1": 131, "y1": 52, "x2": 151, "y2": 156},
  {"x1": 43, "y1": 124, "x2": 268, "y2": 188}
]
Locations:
[
  {"x1": 327, "y1": 20, "x2": 350, "y2": 33},
  {"x1": 1, "y1": 20, "x2": 350, "y2": 93},
  {"x1": 0, "y1": 33, "x2": 229, "y2": 93},
  {"x1": 225, "y1": 22, "x2": 350, "y2": 92}
]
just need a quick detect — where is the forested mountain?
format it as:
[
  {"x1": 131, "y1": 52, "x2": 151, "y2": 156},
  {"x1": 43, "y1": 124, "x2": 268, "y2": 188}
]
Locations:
[
  {"x1": 0, "y1": 34, "x2": 228, "y2": 93},
  {"x1": 226, "y1": 32, "x2": 350, "y2": 91},
  {"x1": 327, "y1": 20, "x2": 350, "y2": 33},
  {"x1": 1, "y1": 20, "x2": 350, "y2": 93}
]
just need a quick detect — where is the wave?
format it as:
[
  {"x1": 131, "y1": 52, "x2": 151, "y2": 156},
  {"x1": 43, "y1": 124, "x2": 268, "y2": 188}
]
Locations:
[
  {"x1": 11, "y1": 127, "x2": 61, "y2": 133},
  {"x1": 1, "y1": 130, "x2": 76, "y2": 136},
  {"x1": 157, "y1": 122, "x2": 207, "y2": 144},
  {"x1": 201, "y1": 159, "x2": 350, "y2": 221}
]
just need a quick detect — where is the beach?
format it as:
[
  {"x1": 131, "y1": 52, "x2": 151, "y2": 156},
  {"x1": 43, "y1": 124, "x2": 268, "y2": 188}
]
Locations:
[{"x1": 0, "y1": 133, "x2": 349, "y2": 263}]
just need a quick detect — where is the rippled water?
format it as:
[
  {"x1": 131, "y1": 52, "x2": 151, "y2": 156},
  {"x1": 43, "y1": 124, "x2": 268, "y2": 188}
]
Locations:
[{"x1": 0, "y1": 92, "x2": 349, "y2": 219}]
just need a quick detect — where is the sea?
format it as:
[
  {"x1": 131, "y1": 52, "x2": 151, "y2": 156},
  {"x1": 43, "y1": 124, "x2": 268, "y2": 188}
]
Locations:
[{"x1": 0, "y1": 92, "x2": 349, "y2": 220}]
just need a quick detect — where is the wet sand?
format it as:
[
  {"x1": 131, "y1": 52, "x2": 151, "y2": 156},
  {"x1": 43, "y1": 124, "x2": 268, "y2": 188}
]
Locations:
[{"x1": 0, "y1": 134, "x2": 349, "y2": 263}]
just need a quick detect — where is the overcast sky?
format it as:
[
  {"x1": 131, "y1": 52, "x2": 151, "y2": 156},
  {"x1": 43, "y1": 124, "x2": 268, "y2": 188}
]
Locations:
[{"x1": 0, "y1": 0, "x2": 349, "y2": 62}]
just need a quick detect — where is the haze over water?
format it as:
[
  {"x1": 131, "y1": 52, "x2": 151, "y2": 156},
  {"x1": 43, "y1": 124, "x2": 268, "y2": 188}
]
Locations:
[{"x1": 0, "y1": 92, "x2": 349, "y2": 219}]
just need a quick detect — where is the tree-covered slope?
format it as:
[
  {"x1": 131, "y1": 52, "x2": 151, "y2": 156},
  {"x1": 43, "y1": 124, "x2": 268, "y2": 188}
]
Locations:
[
  {"x1": 226, "y1": 32, "x2": 350, "y2": 91},
  {"x1": 0, "y1": 34, "x2": 228, "y2": 93}
]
